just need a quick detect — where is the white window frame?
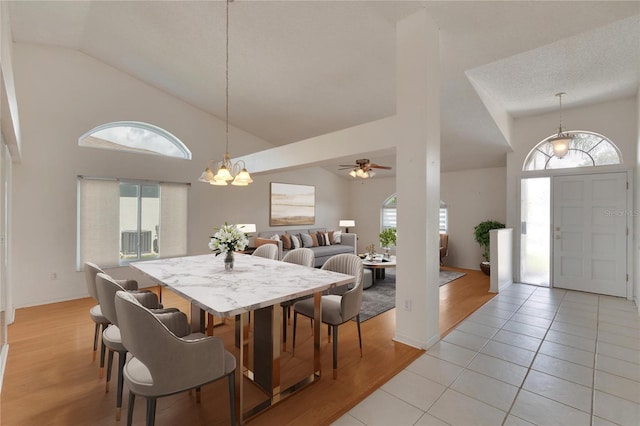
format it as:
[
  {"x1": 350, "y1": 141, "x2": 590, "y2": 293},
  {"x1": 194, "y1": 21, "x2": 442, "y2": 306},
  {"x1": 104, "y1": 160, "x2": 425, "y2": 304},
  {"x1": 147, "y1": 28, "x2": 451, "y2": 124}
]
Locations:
[
  {"x1": 79, "y1": 121, "x2": 192, "y2": 160},
  {"x1": 77, "y1": 176, "x2": 189, "y2": 269}
]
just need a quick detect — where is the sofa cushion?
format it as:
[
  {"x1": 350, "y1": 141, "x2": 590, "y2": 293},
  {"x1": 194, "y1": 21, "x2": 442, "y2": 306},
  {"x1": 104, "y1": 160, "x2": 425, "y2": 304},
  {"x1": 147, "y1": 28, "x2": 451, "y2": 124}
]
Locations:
[
  {"x1": 281, "y1": 233, "x2": 292, "y2": 250},
  {"x1": 256, "y1": 237, "x2": 278, "y2": 247},
  {"x1": 310, "y1": 233, "x2": 319, "y2": 247},
  {"x1": 299, "y1": 233, "x2": 313, "y2": 247},
  {"x1": 311, "y1": 245, "x2": 353, "y2": 258}
]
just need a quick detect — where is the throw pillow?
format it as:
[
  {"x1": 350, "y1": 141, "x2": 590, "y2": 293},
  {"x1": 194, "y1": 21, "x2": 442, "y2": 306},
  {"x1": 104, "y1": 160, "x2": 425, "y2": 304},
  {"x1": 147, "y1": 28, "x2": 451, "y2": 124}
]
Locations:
[
  {"x1": 299, "y1": 233, "x2": 313, "y2": 248},
  {"x1": 328, "y1": 230, "x2": 334, "y2": 243},
  {"x1": 270, "y1": 234, "x2": 280, "y2": 241},
  {"x1": 316, "y1": 232, "x2": 326, "y2": 246},
  {"x1": 310, "y1": 233, "x2": 319, "y2": 247},
  {"x1": 324, "y1": 232, "x2": 331, "y2": 246},
  {"x1": 291, "y1": 234, "x2": 301, "y2": 249},
  {"x1": 332, "y1": 230, "x2": 342, "y2": 244},
  {"x1": 281, "y1": 233, "x2": 292, "y2": 250},
  {"x1": 255, "y1": 237, "x2": 278, "y2": 247}
]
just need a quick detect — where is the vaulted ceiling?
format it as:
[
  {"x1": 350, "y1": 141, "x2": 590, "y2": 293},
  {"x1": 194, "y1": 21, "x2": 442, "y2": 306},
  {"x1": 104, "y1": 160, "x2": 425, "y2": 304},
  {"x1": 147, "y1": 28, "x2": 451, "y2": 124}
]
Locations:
[{"x1": 7, "y1": 1, "x2": 640, "y2": 177}]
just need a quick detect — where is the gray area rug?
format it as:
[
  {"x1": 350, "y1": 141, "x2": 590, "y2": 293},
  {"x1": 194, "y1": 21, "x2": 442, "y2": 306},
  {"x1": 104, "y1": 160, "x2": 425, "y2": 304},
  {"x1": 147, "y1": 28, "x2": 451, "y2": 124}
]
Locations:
[{"x1": 357, "y1": 269, "x2": 466, "y2": 322}]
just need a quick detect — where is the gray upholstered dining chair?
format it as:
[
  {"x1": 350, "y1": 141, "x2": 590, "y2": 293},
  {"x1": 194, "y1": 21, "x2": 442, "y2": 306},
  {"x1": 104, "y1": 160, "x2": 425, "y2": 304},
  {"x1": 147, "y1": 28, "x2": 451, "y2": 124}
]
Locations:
[
  {"x1": 252, "y1": 243, "x2": 279, "y2": 260},
  {"x1": 292, "y1": 253, "x2": 364, "y2": 379},
  {"x1": 95, "y1": 272, "x2": 183, "y2": 421},
  {"x1": 115, "y1": 290, "x2": 237, "y2": 426},
  {"x1": 281, "y1": 248, "x2": 315, "y2": 350},
  {"x1": 84, "y1": 262, "x2": 139, "y2": 377}
]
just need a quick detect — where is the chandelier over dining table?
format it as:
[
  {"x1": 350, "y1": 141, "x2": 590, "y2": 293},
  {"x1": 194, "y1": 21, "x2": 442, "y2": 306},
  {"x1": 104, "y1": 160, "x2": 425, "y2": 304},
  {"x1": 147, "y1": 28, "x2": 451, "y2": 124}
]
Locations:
[{"x1": 198, "y1": 0, "x2": 253, "y2": 187}]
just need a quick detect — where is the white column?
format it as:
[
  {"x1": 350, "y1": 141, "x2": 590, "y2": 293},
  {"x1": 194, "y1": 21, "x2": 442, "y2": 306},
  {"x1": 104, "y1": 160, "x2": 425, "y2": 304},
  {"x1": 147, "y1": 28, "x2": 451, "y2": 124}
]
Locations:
[{"x1": 394, "y1": 9, "x2": 441, "y2": 349}]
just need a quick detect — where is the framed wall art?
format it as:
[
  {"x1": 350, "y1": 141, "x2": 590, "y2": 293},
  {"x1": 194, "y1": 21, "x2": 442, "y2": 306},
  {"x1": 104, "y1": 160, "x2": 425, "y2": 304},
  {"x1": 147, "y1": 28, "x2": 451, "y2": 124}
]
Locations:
[{"x1": 269, "y1": 182, "x2": 315, "y2": 226}]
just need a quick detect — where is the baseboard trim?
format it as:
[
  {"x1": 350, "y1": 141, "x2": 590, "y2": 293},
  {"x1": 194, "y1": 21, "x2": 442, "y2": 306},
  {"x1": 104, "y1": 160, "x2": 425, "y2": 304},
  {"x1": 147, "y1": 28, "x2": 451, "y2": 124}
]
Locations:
[{"x1": 393, "y1": 332, "x2": 439, "y2": 350}]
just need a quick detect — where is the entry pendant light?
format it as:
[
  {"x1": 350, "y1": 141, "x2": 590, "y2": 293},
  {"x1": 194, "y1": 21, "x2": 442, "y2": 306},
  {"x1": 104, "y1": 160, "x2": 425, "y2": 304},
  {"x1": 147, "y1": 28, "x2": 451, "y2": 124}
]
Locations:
[
  {"x1": 548, "y1": 92, "x2": 572, "y2": 159},
  {"x1": 198, "y1": 0, "x2": 252, "y2": 187}
]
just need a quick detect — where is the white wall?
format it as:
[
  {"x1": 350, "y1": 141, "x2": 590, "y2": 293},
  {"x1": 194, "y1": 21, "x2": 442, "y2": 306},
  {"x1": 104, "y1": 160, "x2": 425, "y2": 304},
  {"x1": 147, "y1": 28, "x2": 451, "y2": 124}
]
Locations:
[
  {"x1": 348, "y1": 176, "x2": 396, "y2": 254},
  {"x1": 508, "y1": 96, "x2": 638, "y2": 288},
  {"x1": 635, "y1": 88, "x2": 640, "y2": 312},
  {"x1": 10, "y1": 44, "x2": 350, "y2": 307},
  {"x1": 441, "y1": 167, "x2": 507, "y2": 269}
]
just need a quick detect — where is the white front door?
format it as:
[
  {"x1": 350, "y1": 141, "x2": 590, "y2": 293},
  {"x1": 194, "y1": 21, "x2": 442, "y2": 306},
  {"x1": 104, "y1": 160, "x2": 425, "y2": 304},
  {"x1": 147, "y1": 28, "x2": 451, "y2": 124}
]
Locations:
[{"x1": 552, "y1": 172, "x2": 627, "y2": 297}]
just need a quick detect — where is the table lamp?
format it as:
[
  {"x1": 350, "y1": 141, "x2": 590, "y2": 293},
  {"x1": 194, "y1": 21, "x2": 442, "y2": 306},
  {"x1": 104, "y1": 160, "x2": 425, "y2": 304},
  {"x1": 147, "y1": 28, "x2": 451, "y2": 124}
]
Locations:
[{"x1": 339, "y1": 220, "x2": 355, "y2": 233}]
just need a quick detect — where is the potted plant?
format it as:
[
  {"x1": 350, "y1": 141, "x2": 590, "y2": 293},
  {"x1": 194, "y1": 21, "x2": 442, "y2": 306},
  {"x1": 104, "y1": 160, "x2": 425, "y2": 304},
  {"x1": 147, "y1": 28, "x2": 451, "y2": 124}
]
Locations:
[
  {"x1": 379, "y1": 227, "x2": 396, "y2": 259},
  {"x1": 473, "y1": 220, "x2": 505, "y2": 275}
]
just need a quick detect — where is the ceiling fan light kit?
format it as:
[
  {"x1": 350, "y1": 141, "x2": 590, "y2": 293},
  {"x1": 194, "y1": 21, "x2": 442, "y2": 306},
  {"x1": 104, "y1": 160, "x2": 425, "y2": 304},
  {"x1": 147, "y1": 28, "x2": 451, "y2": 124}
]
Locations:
[{"x1": 341, "y1": 158, "x2": 390, "y2": 179}]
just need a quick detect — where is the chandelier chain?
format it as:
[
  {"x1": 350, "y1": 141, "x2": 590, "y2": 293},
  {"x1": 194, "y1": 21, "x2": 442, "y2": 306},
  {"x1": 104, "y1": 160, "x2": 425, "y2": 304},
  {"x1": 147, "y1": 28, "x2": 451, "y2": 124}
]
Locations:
[
  {"x1": 225, "y1": 0, "x2": 230, "y2": 153},
  {"x1": 556, "y1": 91, "x2": 565, "y2": 133}
]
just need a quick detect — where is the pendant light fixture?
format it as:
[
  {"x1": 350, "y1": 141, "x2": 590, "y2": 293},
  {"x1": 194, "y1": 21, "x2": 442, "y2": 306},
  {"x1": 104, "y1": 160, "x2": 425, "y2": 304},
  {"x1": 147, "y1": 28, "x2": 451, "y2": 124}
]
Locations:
[
  {"x1": 198, "y1": 0, "x2": 253, "y2": 186},
  {"x1": 548, "y1": 92, "x2": 572, "y2": 159}
]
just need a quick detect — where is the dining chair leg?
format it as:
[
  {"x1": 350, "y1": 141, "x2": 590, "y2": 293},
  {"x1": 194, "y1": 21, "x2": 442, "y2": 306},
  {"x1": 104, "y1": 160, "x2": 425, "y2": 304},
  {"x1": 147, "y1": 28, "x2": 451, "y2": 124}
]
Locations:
[
  {"x1": 92, "y1": 323, "x2": 100, "y2": 361},
  {"x1": 127, "y1": 392, "x2": 135, "y2": 426},
  {"x1": 116, "y1": 350, "x2": 127, "y2": 421},
  {"x1": 228, "y1": 373, "x2": 236, "y2": 426},
  {"x1": 356, "y1": 314, "x2": 363, "y2": 357},
  {"x1": 292, "y1": 312, "x2": 298, "y2": 356},
  {"x1": 106, "y1": 350, "x2": 114, "y2": 393},
  {"x1": 332, "y1": 325, "x2": 338, "y2": 379},
  {"x1": 146, "y1": 398, "x2": 157, "y2": 426},
  {"x1": 99, "y1": 323, "x2": 108, "y2": 378}
]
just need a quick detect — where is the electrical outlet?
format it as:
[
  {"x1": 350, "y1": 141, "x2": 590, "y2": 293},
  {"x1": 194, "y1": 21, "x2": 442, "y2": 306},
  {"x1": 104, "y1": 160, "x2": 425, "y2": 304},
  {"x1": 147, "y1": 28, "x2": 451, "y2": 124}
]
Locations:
[
  {"x1": 51, "y1": 272, "x2": 57, "y2": 280},
  {"x1": 404, "y1": 299, "x2": 412, "y2": 311}
]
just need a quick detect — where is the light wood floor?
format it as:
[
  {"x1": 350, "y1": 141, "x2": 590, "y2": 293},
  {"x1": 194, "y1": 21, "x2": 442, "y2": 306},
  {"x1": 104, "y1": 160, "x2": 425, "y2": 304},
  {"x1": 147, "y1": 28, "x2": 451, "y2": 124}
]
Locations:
[{"x1": 1, "y1": 267, "x2": 491, "y2": 426}]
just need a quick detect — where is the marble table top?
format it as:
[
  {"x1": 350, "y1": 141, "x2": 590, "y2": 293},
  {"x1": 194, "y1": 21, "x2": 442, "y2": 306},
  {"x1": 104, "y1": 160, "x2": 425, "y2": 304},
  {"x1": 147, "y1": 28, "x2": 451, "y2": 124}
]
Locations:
[{"x1": 131, "y1": 253, "x2": 354, "y2": 317}]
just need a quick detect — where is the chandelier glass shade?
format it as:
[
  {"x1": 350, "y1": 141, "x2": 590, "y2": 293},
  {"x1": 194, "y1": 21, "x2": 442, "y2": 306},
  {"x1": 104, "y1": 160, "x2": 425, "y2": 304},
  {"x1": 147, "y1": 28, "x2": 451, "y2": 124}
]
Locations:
[
  {"x1": 349, "y1": 168, "x2": 376, "y2": 179},
  {"x1": 550, "y1": 92, "x2": 573, "y2": 159},
  {"x1": 199, "y1": 0, "x2": 252, "y2": 187}
]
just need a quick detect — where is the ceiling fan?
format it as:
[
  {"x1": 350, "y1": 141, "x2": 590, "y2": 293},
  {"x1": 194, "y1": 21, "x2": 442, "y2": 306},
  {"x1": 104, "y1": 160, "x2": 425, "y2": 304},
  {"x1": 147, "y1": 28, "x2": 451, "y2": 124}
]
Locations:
[{"x1": 339, "y1": 158, "x2": 392, "y2": 179}]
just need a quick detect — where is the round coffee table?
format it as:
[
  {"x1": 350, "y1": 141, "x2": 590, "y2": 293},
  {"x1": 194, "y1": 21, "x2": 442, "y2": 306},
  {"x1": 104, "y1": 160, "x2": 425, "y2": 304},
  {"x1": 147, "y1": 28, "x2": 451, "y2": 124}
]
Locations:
[{"x1": 362, "y1": 255, "x2": 396, "y2": 285}]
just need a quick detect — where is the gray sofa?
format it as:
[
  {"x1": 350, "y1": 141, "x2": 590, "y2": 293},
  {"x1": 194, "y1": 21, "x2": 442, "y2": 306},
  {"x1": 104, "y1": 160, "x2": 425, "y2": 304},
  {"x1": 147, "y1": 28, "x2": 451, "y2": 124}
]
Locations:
[{"x1": 256, "y1": 228, "x2": 357, "y2": 267}]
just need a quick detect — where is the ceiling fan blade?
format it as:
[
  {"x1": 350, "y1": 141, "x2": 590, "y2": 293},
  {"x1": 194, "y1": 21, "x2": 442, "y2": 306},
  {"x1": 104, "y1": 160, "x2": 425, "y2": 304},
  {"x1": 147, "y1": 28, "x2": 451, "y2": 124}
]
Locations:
[{"x1": 369, "y1": 164, "x2": 392, "y2": 170}]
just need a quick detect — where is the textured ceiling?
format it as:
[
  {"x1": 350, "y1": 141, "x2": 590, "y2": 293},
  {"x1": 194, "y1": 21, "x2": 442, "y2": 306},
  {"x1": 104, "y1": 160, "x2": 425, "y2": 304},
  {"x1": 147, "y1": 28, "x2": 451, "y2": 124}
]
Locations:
[{"x1": 7, "y1": 1, "x2": 640, "y2": 175}]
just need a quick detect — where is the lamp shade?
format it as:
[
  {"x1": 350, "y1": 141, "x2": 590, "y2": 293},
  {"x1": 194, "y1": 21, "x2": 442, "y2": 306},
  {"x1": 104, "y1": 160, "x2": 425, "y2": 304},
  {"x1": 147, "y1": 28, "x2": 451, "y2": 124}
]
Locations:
[
  {"x1": 339, "y1": 220, "x2": 355, "y2": 228},
  {"x1": 236, "y1": 224, "x2": 256, "y2": 233},
  {"x1": 550, "y1": 136, "x2": 571, "y2": 158}
]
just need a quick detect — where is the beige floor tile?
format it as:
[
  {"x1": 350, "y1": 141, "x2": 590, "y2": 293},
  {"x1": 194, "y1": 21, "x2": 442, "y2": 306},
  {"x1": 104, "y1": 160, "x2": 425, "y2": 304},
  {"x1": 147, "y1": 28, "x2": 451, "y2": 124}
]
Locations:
[
  {"x1": 511, "y1": 390, "x2": 590, "y2": 426},
  {"x1": 347, "y1": 389, "x2": 425, "y2": 426},
  {"x1": 467, "y1": 353, "x2": 528, "y2": 387},
  {"x1": 596, "y1": 353, "x2": 640, "y2": 382},
  {"x1": 594, "y1": 370, "x2": 640, "y2": 404},
  {"x1": 532, "y1": 353, "x2": 593, "y2": 387},
  {"x1": 523, "y1": 370, "x2": 592, "y2": 412},
  {"x1": 593, "y1": 390, "x2": 640, "y2": 426},
  {"x1": 406, "y1": 354, "x2": 464, "y2": 387},
  {"x1": 426, "y1": 340, "x2": 477, "y2": 368},
  {"x1": 381, "y1": 370, "x2": 446, "y2": 411},
  {"x1": 428, "y1": 389, "x2": 506, "y2": 426},
  {"x1": 451, "y1": 368, "x2": 519, "y2": 412}
]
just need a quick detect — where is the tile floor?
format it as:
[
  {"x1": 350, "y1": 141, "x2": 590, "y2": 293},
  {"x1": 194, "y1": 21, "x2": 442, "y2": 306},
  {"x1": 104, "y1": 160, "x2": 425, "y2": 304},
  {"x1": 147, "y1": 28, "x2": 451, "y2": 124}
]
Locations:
[{"x1": 333, "y1": 284, "x2": 640, "y2": 426}]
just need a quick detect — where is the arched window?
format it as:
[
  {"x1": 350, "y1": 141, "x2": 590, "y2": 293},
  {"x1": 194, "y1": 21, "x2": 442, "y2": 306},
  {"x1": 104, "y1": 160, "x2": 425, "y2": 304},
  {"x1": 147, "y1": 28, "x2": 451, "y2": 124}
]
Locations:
[
  {"x1": 381, "y1": 194, "x2": 448, "y2": 233},
  {"x1": 79, "y1": 121, "x2": 191, "y2": 160},
  {"x1": 381, "y1": 195, "x2": 397, "y2": 230},
  {"x1": 523, "y1": 131, "x2": 621, "y2": 171}
]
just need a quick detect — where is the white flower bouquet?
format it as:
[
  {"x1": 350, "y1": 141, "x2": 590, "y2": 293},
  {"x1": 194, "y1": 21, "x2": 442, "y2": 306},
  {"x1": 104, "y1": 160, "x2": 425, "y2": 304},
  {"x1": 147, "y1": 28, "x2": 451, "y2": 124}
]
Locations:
[{"x1": 209, "y1": 223, "x2": 249, "y2": 255}]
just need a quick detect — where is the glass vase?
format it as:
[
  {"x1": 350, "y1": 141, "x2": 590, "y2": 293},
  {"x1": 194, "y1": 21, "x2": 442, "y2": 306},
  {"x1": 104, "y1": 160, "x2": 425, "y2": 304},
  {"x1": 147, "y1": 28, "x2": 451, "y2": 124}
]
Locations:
[{"x1": 224, "y1": 251, "x2": 234, "y2": 271}]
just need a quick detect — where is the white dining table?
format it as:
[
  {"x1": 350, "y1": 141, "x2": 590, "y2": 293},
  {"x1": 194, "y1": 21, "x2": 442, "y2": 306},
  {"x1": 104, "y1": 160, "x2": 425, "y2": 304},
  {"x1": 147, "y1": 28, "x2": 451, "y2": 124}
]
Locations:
[{"x1": 131, "y1": 252, "x2": 354, "y2": 422}]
